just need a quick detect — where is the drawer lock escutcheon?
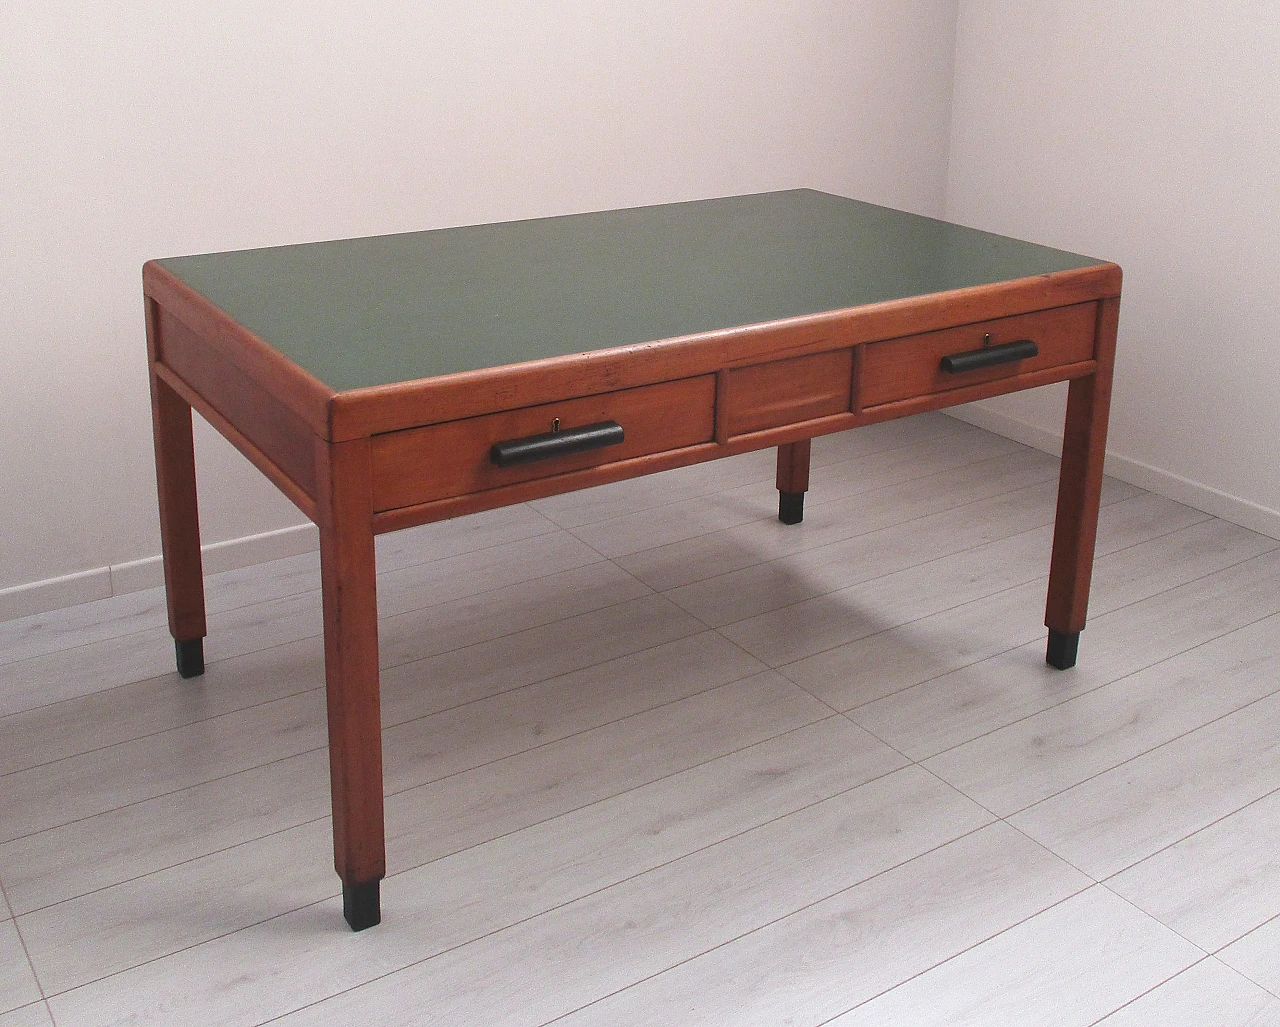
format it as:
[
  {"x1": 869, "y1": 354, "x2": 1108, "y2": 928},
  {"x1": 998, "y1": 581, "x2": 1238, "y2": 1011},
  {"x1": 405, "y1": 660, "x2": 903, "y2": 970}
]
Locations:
[{"x1": 490, "y1": 420, "x2": 625, "y2": 467}]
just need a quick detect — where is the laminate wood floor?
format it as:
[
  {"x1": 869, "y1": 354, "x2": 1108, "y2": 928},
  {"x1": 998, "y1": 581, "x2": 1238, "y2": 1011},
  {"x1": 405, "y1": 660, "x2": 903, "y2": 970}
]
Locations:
[{"x1": 2, "y1": 414, "x2": 1279, "y2": 1026}]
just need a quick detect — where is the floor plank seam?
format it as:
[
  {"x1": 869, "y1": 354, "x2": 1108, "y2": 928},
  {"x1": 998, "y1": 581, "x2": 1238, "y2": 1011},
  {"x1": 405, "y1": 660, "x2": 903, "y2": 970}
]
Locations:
[
  {"x1": 7, "y1": 808, "x2": 334, "y2": 922},
  {"x1": 562, "y1": 448, "x2": 1056, "y2": 572},
  {"x1": 834, "y1": 710, "x2": 919, "y2": 767},
  {"x1": 705, "y1": 480, "x2": 1141, "y2": 660},
  {"x1": 532, "y1": 422, "x2": 972, "y2": 533},
  {"x1": 375, "y1": 534, "x2": 615, "y2": 608},
  {"x1": 240, "y1": 759, "x2": 975, "y2": 1027},
  {"x1": 1096, "y1": 781, "x2": 1280, "y2": 895},
  {"x1": 371, "y1": 577, "x2": 666, "y2": 671},
  {"x1": 895, "y1": 576, "x2": 1280, "y2": 767},
  {"x1": 0, "y1": 738, "x2": 326, "y2": 848},
  {"x1": 6, "y1": 674, "x2": 828, "y2": 922},
  {"x1": 0, "y1": 870, "x2": 54, "y2": 1016},
  {"x1": 776, "y1": 598, "x2": 1036, "y2": 704},
  {"x1": 807, "y1": 883, "x2": 1099, "y2": 1027},
  {"x1": 535, "y1": 451, "x2": 808, "y2": 531},
  {"x1": 770, "y1": 510, "x2": 1255, "y2": 708},
  {"x1": 747, "y1": 573, "x2": 1045, "y2": 676},
  {"x1": 974, "y1": 664, "x2": 1280, "y2": 824},
  {"x1": 533, "y1": 821, "x2": 1007, "y2": 1027},
  {"x1": 559, "y1": 508, "x2": 777, "y2": 568},
  {"x1": 651, "y1": 473, "x2": 1065, "y2": 605},
  {"x1": 1208, "y1": 953, "x2": 1280, "y2": 1002},
  {"x1": 1211, "y1": 910, "x2": 1280, "y2": 959},
  {"x1": 914, "y1": 761, "x2": 1001, "y2": 816},
  {"x1": 0, "y1": 560, "x2": 658, "y2": 727},
  {"x1": 12, "y1": 428, "x2": 1280, "y2": 1025},
  {"x1": 0, "y1": 679, "x2": 328, "y2": 780},
  {"x1": 1098, "y1": 883, "x2": 1213, "y2": 957},
  {"x1": 1078, "y1": 954, "x2": 1214, "y2": 1027},
  {"x1": 796, "y1": 442, "x2": 1044, "y2": 517},
  {"x1": 7, "y1": 615, "x2": 721, "y2": 842},
  {"x1": 376, "y1": 625, "x2": 717, "y2": 734},
  {"x1": 35, "y1": 890, "x2": 334, "y2": 1004},
  {"x1": 733, "y1": 651, "x2": 846, "y2": 718},
  {"x1": 779, "y1": 680, "x2": 843, "y2": 718},
  {"x1": 368, "y1": 710, "x2": 868, "y2": 907},
  {"x1": 0, "y1": 425, "x2": 979, "y2": 668},
  {"x1": 532, "y1": 473, "x2": 779, "y2": 531},
  {"x1": 371, "y1": 502, "x2": 566, "y2": 570},
  {"x1": 0, "y1": 515, "x2": 597, "y2": 677},
  {"x1": 996, "y1": 820, "x2": 1100, "y2": 884},
  {"x1": 55, "y1": 712, "x2": 871, "y2": 1020},
  {"x1": 376, "y1": 663, "x2": 791, "y2": 801},
  {"x1": 7, "y1": 572, "x2": 660, "y2": 759}
]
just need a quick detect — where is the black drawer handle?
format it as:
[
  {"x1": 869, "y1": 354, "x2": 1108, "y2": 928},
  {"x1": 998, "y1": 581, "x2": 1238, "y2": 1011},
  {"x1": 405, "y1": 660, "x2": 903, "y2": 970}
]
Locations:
[
  {"x1": 941, "y1": 339, "x2": 1039, "y2": 374},
  {"x1": 491, "y1": 420, "x2": 625, "y2": 467}
]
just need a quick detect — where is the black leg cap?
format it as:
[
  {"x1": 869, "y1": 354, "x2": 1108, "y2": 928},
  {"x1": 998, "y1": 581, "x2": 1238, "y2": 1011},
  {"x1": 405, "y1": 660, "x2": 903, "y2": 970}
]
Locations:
[
  {"x1": 175, "y1": 638, "x2": 205, "y2": 678},
  {"x1": 779, "y1": 491, "x2": 805, "y2": 525},
  {"x1": 343, "y1": 880, "x2": 381, "y2": 931},
  {"x1": 1046, "y1": 629, "x2": 1079, "y2": 670}
]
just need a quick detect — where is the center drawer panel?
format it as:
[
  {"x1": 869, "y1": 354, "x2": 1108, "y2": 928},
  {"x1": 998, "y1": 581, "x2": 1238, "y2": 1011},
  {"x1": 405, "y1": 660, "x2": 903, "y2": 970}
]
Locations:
[
  {"x1": 724, "y1": 348, "x2": 853, "y2": 437},
  {"x1": 371, "y1": 375, "x2": 716, "y2": 511}
]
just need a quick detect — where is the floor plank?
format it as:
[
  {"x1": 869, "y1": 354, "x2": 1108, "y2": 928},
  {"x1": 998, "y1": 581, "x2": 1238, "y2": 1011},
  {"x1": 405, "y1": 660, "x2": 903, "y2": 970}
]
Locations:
[
  {"x1": 45, "y1": 712, "x2": 896, "y2": 1024},
  {"x1": 824, "y1": 886, "x2": 1200, "y2": 1026},
  {"x1": 1010, "y1": 687, "x2": 1280, "y2": 879},
  {"x1": 666, "y1": 466, "x2": 1071, "y2": 629},
  {"x1": 0, "y1": 512, "x2": 577, "y2": 717},
  {"x1": 1, "y1": 633, "x2": 763, "y2": 917},
  {"x1": 619, "y1": 445, "x2": 1058, "y2": 593},
  {"x1": 779, "y1": 492, "x2": 1218, "y2": 710},
  {"x1": 0, "y1": 1004, "x2": 54, "y2": 1027},
  {"x1": 1218, "y1": 918, "x2": 1280, "y2": 998},
  {"x1": 549, "y1": 823, "x2": 1087, "y2": 1027},
  {"x1": 533, "y1": 414, "x2": 969, "y2": 532},
  {"x1": 0, "y1": 636, "x2": 325, "y2": 778},
  {"x1": 1092, "y1": 956, "x2": 1280, "y2": 1026},
  {"x1": 926, "y1": 610, "x2": 1280, "y2": 817},
  {"x1": 0, "y1": 921, "x2": 41, "y2": 1015},
  {"x1": 260, "y1": 770, "x2": 991, "y2": 1027},
  {"x1": 0, "y1": 559, "x2": 644, "y2": 778},
  {"x1": 1109, "y1": 787, "x2": 1280, "y2": 953},
  {"x1": 851, "y1": 546, "x2": 1280, "y2": 762}
]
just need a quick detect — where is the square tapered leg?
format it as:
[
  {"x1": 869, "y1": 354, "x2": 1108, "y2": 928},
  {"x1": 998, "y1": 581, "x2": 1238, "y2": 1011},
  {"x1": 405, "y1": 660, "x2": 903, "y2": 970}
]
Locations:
[{"x1": 1044, "y1": 297, "x2": 1119, "y2": 669}]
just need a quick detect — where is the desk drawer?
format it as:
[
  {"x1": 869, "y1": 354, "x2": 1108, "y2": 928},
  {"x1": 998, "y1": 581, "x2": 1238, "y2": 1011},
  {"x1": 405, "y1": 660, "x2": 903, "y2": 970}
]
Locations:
[
  {"x1": 371, "y1": 376, "x2": 716, "y2": 511},
  {"x1": 861, "y1": 302, "x2": 1098, "y2": 407}
]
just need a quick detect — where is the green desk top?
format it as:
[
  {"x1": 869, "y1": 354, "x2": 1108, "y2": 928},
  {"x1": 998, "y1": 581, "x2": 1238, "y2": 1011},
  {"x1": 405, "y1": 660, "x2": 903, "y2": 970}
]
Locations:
[{"x1": 159, "y1": 189, "x2": 1103, "y2": 392}]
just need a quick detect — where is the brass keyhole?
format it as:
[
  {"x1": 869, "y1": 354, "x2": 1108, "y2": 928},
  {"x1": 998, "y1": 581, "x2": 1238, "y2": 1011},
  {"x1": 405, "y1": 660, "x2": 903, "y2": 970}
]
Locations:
[
  {"x1": 552, "y1": 418, "x2": 560, "y2": 433},
  {"x1": 982, "y1": 333, "x2": 993, "y2": 348}
]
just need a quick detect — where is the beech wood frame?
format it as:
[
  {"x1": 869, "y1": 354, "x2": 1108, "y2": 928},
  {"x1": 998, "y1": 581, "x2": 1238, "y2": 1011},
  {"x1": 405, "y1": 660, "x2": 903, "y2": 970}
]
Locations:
[{"x1": 144, "y1": 257, "x2": 1121, "y2": 931}]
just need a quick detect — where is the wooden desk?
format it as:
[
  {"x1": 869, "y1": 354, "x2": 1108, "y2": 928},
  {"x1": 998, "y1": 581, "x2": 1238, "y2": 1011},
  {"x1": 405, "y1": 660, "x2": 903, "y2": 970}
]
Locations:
[{"x1": 143, "y1": 189, "x2": 1120, "y2": 930}]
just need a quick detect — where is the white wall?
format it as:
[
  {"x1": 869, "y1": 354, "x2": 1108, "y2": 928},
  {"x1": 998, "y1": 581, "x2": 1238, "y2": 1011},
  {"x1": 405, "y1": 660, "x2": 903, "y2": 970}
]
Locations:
[
  {"x1": 946, "y1": 2, "x2": 1280, "y2": 538},
  {"x1": 0, "y1": 1, "x2": 960, "y2": 611}
]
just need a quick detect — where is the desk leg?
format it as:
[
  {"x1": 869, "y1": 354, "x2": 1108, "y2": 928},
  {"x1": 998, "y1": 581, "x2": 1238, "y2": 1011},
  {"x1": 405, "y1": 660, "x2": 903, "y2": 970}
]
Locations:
[
  {"x1": 777, "y1": 439, "x2": 812, "y2": 524},
  {"x1": 317, "y1": 437, "x2": 385, "y2": 930},
  {"x1": 1045, "y1": 297, "x2": 1119, "y2": 669},
  {"x1": 148, "y1": 354, "x2": 207, "y2": 677}
]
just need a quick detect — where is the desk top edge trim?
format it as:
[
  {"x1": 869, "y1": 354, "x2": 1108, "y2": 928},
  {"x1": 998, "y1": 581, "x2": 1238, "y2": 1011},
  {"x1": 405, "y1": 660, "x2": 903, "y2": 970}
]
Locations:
[{"x1": 326, "y1": 262, "x2": 1120, "y2": 440}]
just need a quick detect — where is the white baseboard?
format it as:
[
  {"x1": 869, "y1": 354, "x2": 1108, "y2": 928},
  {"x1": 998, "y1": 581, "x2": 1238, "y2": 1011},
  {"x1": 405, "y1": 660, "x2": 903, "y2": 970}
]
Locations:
[
  {"x1": 946, "y1": 407, "x2": 1280, "y2": 543},
  {"x1": 0, "y1": 522, "x2": 320, "y2": 623},
  {"x1": 0, "y1": 567, "x2": 114, "y2": 623}
]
